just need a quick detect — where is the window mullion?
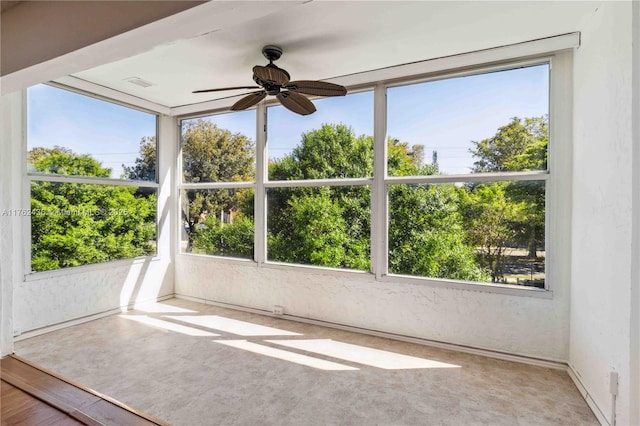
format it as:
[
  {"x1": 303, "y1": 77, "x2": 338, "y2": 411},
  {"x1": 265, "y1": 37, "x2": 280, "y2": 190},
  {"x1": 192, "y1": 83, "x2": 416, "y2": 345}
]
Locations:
[
  {"x1": 372, "y1": 84, "x2": 388, "y2": 279},
  {"x1": 255, "y1": 104, "x2": 267, "y2": 265}
]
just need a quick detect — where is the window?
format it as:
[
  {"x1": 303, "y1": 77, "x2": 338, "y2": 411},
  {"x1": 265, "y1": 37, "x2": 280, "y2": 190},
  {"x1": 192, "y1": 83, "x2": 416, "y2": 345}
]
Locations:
[
  {"x1": 179, "y1": 111, "x2": 256, "y2": 258},
  {"x1": 178, "y1": 60, "x2": 553, "y2": 290},
  {"x1": 266, "y1": 91, "x2": 374, "y2": 271},
  {"x1": 386, "y1": 64, "x2": 549, "y2": 287},
  {"x1": 267, "y1": 185, "x2": 371, "y2": 270},
  {"x1": 27, "y1": 84, "x2": 158, "y2": 272},
  {"x1": 388, "y1": 180, "x2": 545, "y2": 286}
]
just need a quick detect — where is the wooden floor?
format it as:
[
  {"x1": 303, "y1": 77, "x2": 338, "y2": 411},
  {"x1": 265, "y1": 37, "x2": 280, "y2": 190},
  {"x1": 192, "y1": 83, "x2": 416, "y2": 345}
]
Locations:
[{"x1": 1, "y1": 355, "x2": 168, "y2": 426}]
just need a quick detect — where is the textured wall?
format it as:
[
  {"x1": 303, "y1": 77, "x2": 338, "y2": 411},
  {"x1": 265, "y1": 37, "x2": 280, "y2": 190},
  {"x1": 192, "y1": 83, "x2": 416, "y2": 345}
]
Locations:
[
  {"x1": 0, "y1": 92, "x2": 24, "y2": 355},
  {"x1": 570, "y1": 2, "x2": 634, "y2": 424},
  {"x1": 14, "y1": 258, "x2": 172, "y2": 333},
  {"x1": 176, "y1": 256, "x2": 569, "y2": 361}
]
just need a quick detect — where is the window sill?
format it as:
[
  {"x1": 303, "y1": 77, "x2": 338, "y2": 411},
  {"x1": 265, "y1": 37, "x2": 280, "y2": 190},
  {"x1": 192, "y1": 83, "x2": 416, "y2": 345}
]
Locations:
[
  {"x1": 24, "y1": 255, "x2": 161, "y2": 282},
  {"x1": 382, "y1": 274, "x2": 553, "y2": 299}
]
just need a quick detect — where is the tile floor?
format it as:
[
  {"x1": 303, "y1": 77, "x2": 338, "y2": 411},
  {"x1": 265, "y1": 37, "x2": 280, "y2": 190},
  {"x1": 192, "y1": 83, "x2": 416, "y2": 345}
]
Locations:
[{"x1": 16, "y1": 298, "x2": 597, "y2": 426}]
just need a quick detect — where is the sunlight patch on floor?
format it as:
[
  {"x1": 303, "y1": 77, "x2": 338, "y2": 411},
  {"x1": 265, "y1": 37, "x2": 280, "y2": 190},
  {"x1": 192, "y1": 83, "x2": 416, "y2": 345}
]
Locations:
[
  {"x1": 120, "y1": 315, "x2": 219, "y2": 337},
  {"x1": 165, "y1": 315, "x2": 302, "y2": 336},
  {"x1": 267, "y1": 339, "x2": 461, "y2": 370},
  {"x1": 214, "y1": 340, "x2": 359, "y2": 371},
  {"x1": 133, "y1": 303, "x2": 198, "y2": 314}
]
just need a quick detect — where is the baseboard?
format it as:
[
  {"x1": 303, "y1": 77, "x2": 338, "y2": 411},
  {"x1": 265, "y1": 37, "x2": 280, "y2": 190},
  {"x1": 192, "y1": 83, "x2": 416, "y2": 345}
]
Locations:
[
  {"x1": 13, "y1": 294, "x2": 174, "y2": 341},
  {"x1": 174, "y1": 293, "x2": 568, "y2": 370},
  {"x1": 567, "y1": 363, "x2": 610, "y2": 426}
]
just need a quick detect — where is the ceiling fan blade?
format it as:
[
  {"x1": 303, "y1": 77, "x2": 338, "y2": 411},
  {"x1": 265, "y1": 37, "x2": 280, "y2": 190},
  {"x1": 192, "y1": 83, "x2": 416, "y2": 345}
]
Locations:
[
  {"x1": 253, "y1": 65, "x2": 290, "y2": 86},
  {"x1": 285, "y1": 80, "x2": 347, "y2": 97},
  {"x1": 276, "y1": 91, "x2": 316, "y2": 116},
  {"x1": 193, "y1": 86, "x2": 260, "y2": 94},
  {"x1": 230, "y1": 91, "x2": 267, "y2": 111}
]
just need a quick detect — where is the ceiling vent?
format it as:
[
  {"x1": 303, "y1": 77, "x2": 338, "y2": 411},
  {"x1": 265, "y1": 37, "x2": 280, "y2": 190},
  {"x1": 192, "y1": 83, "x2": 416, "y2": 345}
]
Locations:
[{"x1": 124, "y1": 77, "x2": 154, "y2": 88}]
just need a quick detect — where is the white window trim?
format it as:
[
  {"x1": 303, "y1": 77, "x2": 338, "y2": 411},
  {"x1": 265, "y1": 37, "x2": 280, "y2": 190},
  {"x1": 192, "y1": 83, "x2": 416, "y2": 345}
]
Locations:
[{"x1": 176, "y1": 43, "x2": 574, "y2": 299}]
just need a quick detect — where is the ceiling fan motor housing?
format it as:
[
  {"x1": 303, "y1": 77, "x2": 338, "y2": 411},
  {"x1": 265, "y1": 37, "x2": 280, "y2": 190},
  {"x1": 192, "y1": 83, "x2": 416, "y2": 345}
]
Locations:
[{"x1": 262, "y1": 45, "x2": 283, "y2": 62}]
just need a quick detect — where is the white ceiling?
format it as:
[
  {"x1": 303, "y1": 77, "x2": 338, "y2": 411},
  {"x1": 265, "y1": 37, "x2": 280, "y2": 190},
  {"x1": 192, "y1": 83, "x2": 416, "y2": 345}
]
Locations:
[{"x1": 63, "y1": 1, "x2": 599, "y2": 110}]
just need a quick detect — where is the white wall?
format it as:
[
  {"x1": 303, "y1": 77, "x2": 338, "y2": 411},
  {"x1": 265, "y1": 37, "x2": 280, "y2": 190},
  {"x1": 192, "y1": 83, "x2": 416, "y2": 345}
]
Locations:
[
  {"x1": 0, "y1": 92, "x2": 25, "y2": 356},
  {"x1": 176, "y1": 257, "x2": 570, "y2": 361},
  {"x1": 629, "y1": 2, "x2": 640, "y2": 425},
  {"x1": 570, "y1": 2, "x2": 635, "y2": 425},
  {"x1": 14, "y1": 259, "x2": 172, "y2": 333}
]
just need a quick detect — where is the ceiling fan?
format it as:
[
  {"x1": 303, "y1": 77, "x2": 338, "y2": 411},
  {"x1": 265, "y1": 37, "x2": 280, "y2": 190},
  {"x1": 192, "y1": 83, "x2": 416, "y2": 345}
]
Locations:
[{"x1": 193, "y1": 45, "x2": 347, "y2": 115}]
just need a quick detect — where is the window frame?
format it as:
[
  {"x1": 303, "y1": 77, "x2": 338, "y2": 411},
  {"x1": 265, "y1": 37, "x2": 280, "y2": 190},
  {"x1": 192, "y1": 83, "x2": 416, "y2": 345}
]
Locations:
[
  {"x1": 176, "y1": 45, "x2": 573, "y2": 299},
  {"x1": 25, "y1": 83, "x2": 160, "y2": 275},
  {"x1": 177, "y1": 110, "x2": 258, "y2": 261}
]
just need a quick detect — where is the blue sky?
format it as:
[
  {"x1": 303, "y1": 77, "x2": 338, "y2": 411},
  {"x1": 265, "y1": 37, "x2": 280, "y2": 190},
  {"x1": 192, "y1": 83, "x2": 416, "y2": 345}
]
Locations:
[
  {"x1": 27, "y1": 85, "x2": 156, "y2": 179},
  {"x1": 28, "y1": 63, "x2": 548, "y2": 178}
]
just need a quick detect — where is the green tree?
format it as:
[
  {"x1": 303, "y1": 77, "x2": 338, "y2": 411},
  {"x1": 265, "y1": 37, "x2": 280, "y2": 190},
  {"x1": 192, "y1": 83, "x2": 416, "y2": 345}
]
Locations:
[
  {"x1": 122, "y1": 136, "x2": 156, "y2": 181},
  {"x1": 29, "y1": 149, "x2": 156, "y2": 271},
  {"x1": 27, "y1": 146, "x2": 73, "y2": 168},
  {"x1": 181, "y1": 119, "x2": 255, "y2": 251},
  {"x1": 269, "y1": 190, "x2": 349, "y2": 267},
  {"x1": 269, "y1": 123, "x2": 373, "y2": 180},
  {"x1": 459, "y1": 183, "x2": 523, "y2": 282},
  {"x1": 267, "y1": 124, "x2": 372, "y2": 270},
  {"x1": 470, "y1": 116, "x2": 547, "y2": 173},
  {"x1": 192, "y1": 214, "x2": 254, "y2": 259},
  {"x1": 266, "y1": 124, "x2": 483, "y2": 280},
  {"x1": 469, "y1": 116, "x2": 547, "y2": 258}
]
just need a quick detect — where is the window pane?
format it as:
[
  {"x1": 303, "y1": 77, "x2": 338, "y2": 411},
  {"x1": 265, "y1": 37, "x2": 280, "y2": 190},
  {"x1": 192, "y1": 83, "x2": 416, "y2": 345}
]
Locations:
[
  {"x1": 31, "y1": 182, "x2": 156, "y2": 272},
  {"x1": 181, "y1": 111, "x2": 256, "y2": 183},
  {"x1": 267, "y1": 186, "x2": 371, "y2": 271},
  {"x1": 267, "y1": 91, "x2": 374, "y2": 180},
  {"x1": 27, "y1": 84, "x2": 157, "y2": 181},
  {"x1": 388, "y1": 180, "x2": 545, "y2": 288},
  {"x1": 181, "y1": 188, "x2": 254, "y2": 259},
  {"x1": 387, "y1": 64, "x2": 549, "y2": 176}
]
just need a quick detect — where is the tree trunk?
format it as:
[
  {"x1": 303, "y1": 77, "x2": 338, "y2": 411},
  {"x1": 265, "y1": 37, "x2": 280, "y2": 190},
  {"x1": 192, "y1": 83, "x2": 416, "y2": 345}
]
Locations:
[{"x1": 527, "y1": 223, "x2": 537, "y2": 258}]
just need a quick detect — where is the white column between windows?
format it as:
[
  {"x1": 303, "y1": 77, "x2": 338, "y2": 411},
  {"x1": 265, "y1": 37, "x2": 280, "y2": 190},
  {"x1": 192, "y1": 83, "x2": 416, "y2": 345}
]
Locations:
[
  {"x1": 157, "y1": 114, "x2": 177, "y2": 260},
  {"x1": 372, "y1": 84, "x2": 388, "y2": 279},
  {"x1": 255, "y1": 104, "x2": 267, "y2": 265}
]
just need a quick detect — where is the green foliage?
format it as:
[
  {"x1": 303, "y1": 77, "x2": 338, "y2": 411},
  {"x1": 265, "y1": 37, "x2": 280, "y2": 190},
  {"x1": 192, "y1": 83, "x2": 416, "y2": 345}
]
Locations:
[
  {"x1": 470, "y1": 116, "x2": 548, "y2": 173},
  {"x1": 266, "y1": 124, "x2": 481, "y2": 279},
  {"x1": 389, "y1": 183, "x2": 488, "y2": 281},
  {"x1": 33, "y1": 149, "x2": 112, "y2": 177},
  {"x1": 29, "y1": 150, "x2": 156, "y2": 271},
  {"x1": 267, "y1": 125, "x2": 373, "y2": 270},
  {"x1": 192, "y1": 215, "x2": 254, "y2": 259},
  {"x1": 122, "y1": 136, "x2": 156, "y2": 181},
  {"x1": 469, "y1": 116, "x2": 547, "y2": 259},
  {"x1": 388, "y1": 139, "x2": 436, "y2": 176},
  {"x1": 269, "y1": 190, "x2": 349, "y2": 267},
  {"x1": 183, "y1": 119, "x2": 255, "y2": 183},
  {"x1": 269, "y1": 124, "x2": 373, "y2": 180},
  {"x1": 459, "y1": 183, "x2": 523, "y2": 282},
  {"x1": 181, "y1": 119, "x2": 255, "y2": 250}
]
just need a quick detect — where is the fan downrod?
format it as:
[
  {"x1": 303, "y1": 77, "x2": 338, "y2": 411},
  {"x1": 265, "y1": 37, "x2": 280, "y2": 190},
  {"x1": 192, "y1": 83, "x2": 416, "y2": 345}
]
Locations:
[{"x1": 262, "y1": 45, "x2": 283, "y2": 63}]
